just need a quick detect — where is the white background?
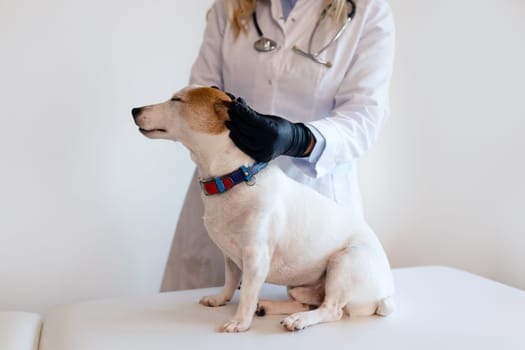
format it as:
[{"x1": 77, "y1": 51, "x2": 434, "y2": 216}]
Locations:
[{"x1": 0, "y1": 0, "x2": 523, "y2": 313}]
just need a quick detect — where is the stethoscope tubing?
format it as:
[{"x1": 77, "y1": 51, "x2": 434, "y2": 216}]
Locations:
[
  {"x1": 251, "y1": 0, "x2": 356, "y2": 67},
  {"x1": 308, "y1": 1, "x2": 355, "y2": 56}
]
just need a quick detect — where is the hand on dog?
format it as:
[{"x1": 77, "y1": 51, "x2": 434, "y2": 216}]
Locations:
[{"x1": 225, "y1": 97, "x2": 315, "y2": 163}]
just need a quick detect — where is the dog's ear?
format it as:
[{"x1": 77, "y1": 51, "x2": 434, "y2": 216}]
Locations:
[{"x1": 214, "y1": 100, "x2": 232, "y2": 122}]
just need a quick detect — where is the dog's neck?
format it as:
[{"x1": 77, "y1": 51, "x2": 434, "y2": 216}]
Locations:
[{"x1": 185, "y1": 132, "x2": 255, "y2": 180}]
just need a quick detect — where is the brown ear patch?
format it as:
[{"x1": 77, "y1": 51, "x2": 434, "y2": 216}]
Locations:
[
  {"x1": 179, "y1": 87, "x2": 232, "y2": 134},
  {"x1": 214, "y1": 100, "x2": 232, "y2": 122}
]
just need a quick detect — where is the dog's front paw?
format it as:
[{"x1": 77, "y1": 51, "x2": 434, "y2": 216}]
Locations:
[
  {"x1": 281, "y1": 314, "x2": 308, "y2": 332},
  {"x1": 221, "y1": 319, "x2": 251, "y2": 333},
  {"x1": 199, "y1": 294, "x2": 230, "y2": 307}
]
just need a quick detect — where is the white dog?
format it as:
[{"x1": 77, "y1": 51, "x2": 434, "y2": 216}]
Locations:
[{"x1": 132, "y1": 86, "x2": 395, "y2": 332}]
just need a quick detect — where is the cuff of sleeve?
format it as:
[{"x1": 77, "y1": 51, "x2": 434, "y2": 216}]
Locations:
[
  {"x1": 291, "y1": 123, "x2": 327, "y2": 178},
  {"x1": 303, "y1": 118, "x2": 343, "y2": 178}
]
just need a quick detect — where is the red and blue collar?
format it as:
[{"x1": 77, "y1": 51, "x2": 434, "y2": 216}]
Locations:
[{"x1": 199, "y1": 162, "x2": 268, "y2": 196}]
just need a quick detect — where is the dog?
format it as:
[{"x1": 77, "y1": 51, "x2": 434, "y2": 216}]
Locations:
[{"x1": 132, "y1": 86, "x2": 395, "y2": 332}]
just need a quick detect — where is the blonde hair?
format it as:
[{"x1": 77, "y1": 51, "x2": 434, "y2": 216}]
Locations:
[{"x1": 226, "y1": 0, "x2": 349, "y2": 38}]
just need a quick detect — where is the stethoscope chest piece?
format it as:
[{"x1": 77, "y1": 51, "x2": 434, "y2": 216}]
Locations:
[{"x1": 254, "y1": 37, "x2": 277, "y2": 52}]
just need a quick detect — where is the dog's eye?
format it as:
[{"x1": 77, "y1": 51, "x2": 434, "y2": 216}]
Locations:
[{"x1": 170, "y1": 96, "x2": 182, "y2": 102}]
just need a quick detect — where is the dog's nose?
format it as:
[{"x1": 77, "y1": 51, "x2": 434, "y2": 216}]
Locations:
[{"x1": 131, "y1": 107, "x2": 143, "y2": 119}]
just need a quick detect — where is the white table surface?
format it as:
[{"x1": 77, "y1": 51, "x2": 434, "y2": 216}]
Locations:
[
  {"x1": 40, "y1": 266, "x2": 525, "y2": 350},
  {"x1": 0, "y1": 312, "x2": 41, "y2": 350}
]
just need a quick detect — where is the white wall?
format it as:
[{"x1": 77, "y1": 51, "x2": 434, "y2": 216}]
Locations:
[
  {"x1": 1, "y1": 0, "x2": 524, "y2": 314},
  {"x1": 0, "y1": 0, "x2": 210, "y2": 313},
  {"x1": 360, "y1": 0, "x2": 525, "y2": 290}
]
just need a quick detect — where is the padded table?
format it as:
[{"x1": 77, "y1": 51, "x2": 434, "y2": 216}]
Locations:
[
  {"x1": 40, "y1": 266, "x2": 525, "y2": 350},
  {"x1": 0, "y1": 312, "x2": 41, "y2": 350}
]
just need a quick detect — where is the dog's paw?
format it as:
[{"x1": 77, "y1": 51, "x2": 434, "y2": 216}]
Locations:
[
  {"x1": 255, "y1": 303, "x2": 266, "y2": 317},
  {"x1": 199, "y1": 294, "x2": 230, "y2": 307},
  {"x1": 221, "y1": 319, "x2": 251, "y2": 333},
  {"x1": 281, "y1": 315, "x2": 308, "y2": 332}
]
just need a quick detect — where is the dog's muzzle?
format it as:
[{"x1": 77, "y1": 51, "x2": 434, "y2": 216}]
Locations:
[{"x1": 132, "y1": 106, "x2": 167, "y2": 134}]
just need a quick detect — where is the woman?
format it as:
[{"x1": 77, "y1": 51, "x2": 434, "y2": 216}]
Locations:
[{"x1": 161, "y1": 0, "x2": 395, "y2": 291}]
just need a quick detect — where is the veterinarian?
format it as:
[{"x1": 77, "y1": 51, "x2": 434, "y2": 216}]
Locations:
[{"x1": 161, "y1": 0, "x2": 395, "y2": 291}]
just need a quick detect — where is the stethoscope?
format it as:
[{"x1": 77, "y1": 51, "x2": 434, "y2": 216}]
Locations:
[{"x1": 253, "y1": 0, "x2": 356, "y2": 68}]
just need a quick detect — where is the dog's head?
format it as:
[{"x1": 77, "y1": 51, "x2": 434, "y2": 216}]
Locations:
[{"x1": 132, "y1": 86, "x2": 232, "y2": 142}]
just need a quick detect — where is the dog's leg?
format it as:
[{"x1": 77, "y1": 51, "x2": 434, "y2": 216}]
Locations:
[
  {"x1": 287, "y1": 281, "x2": 325, "y2": 305},
  {"x1": 281, "y1": 246, "x2": 364, "y2": 331},
  {"x1": 256, "y1": 299, "x2": 311, "y2": 316},
  {"x1": 200, "y1": 256, "x2": 241, "y2": 307},
  {"x1": 222, "y1": 246, "x2": 270, "y2": 332},
  {"x1": 257, "y1": 283, "x2": 324, "y2": 316}
]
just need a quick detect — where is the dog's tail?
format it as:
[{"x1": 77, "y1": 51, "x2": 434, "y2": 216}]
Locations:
[{"x1": 375, "y1": 296, "x2": 395, "y2": 316}]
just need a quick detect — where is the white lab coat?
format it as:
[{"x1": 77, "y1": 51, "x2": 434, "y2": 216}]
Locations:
[{"x1": 161, "y1": 0, "x2": 395, "y2": 291}]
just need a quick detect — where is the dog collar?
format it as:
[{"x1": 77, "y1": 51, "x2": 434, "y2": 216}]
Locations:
[{"x1": 199, "y1": 162, "x2": 268, "y2": 196}]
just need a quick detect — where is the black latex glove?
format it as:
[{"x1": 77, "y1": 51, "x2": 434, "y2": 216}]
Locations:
[{"x1": 225, "y1": 97, "x2": 314, "y2": 163}]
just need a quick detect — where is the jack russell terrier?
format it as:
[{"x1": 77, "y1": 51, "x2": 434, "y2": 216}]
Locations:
[{"x1": 132, "y1": 86, "x2": 395, "y2": 332}]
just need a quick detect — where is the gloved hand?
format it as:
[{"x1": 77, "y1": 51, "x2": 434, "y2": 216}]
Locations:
[{"x1": 225, "y1": 97, "x2": 314, "y2": 163}]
